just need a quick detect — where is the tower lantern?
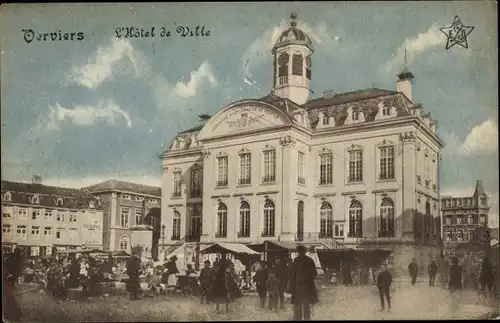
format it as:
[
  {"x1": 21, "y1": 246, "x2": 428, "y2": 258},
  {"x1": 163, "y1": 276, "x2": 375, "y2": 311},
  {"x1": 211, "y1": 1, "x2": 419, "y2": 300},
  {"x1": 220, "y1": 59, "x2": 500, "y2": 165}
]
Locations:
[{"x1": 271, "y1": 13, "x2": 314, "y2": 105}]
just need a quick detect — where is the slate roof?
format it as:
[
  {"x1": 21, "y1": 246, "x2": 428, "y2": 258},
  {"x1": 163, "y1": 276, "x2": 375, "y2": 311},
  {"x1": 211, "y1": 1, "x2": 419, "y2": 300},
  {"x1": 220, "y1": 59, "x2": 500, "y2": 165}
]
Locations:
[
  {"x1": 84, "y1": 179, "x2": 161, "y2": 197},
  {"x1": 303, "y1": 88, "x2": 398, "y2": 110},
  {"x1": 1, "y1": 180, "x2": 102, "y2": 210}
]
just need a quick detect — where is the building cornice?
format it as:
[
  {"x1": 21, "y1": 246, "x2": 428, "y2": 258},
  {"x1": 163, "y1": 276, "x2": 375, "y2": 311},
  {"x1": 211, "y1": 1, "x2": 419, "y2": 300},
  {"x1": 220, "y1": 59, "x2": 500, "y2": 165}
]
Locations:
[
  {"x1": 0, "y1": 201, "x2": 102, "y2": 212},
  {"x1": 160, "y1": 147, "x2": 203, "y2": 160},
  {"x1": 89, "y1": 190, "x2": 161, "y2": 199}
]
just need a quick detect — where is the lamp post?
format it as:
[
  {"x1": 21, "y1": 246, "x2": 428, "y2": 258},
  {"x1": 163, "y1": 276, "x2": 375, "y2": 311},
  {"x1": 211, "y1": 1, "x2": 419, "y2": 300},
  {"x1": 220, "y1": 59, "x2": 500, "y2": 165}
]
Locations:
[{"x1": 161, "y1": 225, "x2": 166, "y2": 251}]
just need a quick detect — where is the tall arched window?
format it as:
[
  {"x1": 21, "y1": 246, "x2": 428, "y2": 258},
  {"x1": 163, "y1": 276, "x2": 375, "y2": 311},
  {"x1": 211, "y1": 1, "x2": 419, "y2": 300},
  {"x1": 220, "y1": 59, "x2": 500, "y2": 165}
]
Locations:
[
  {"x1": 119, "y1": 235, "x2": 129, "y2": 251},
  {"x1": 320, "y1": 202, "x2": 333, "y2": 238},
  {"x1": 297, "y1": 201, "x2": 304, "y2": 241},
  {"x1": 172, "y1": 211, "x2": 181, "y2": 240},
  {"x1": 263, "y1": 200, "x2": 275, "y2": 237},
  {"x1": 379, "y1": 198, "x2": 395, "y2": 237},
  {"x1": 217, "y1": 203, "x2": 227, "y2": 238},
  {"x1": 348, "y1": 200, "x2": 363, "y2": 238},
  {"x1": 239, "y1": 202, "x2": 251, "y2": 238}
]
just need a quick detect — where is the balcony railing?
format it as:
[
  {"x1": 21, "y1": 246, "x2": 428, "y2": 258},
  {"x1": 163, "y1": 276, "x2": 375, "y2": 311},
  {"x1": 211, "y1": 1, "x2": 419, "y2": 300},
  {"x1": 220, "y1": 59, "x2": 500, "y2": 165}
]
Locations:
[
  {"x1": 262, "y1": 175, "x2": 275, "y2": 183},
  {"x1": 237, "y1": 231, "x2": 250, "y2": 238},
  {"x1": 171, "y1": 235, "x2": 181, "y2": 241},
  {"x1": 215, "y1": 232, "x2": 227, "y2": 238},
  {"x1": 216, "y1": 180, "x2": 228, "y2": 187},
  {"x1": 261, "y1": 231, "x2": 275, "y2": 237},
  {"x1": 238, "y1": 178, "x2": 251, "y2": 185},
  {"x1": 298, "y1": 177, "x2": 306, "y2": 185},
  {"x1": 185, "y1": 234, "x2": 201, "y2": 242},
  {"x1": 190, "y1": 190, "x2": 202, "y2": 198}
]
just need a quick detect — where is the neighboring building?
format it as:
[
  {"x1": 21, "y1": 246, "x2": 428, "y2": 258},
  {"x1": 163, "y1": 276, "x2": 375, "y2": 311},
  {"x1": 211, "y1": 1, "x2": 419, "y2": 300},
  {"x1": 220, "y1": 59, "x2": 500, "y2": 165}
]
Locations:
[
  {"x1": 84, "y1": 180, "x2": 161, "y2": 259},
  {"x1": 1, "y1": 178, "x2": 103, "y2": 257},
  {"x1": 159, "y1": 13, "x2": 444, "y2": 274},
  {"x1": 441, "y1": 180, "x2": 491, "y2": 264}
]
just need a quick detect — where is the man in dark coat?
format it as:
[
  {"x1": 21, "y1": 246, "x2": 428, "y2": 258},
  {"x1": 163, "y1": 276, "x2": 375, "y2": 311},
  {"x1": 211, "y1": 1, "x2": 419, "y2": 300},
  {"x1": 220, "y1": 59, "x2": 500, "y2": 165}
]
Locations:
[
  {"x1": 208, "y1": 255, "x2": 231, "y2": 313},
  {"x1": 408, "y1": 258, "x2": 419, "y2": 286},
  {"x1": 272, "y1": 256, "x2": 289, "y2": 310},
  {"x1": 448, "y1": 256, "x2": 463, "y2": 313},
  {"x1": 428, "y1": 260, "x2": 438, "y2": 287},
  {"x1": 290, "y1": 245, "x2": 318, "y2": 321},
  {"x1": 253, "y1": 260, "x2": 269, "y2": 308},
  {"x1": 479, "y1": 257, "x2": 495, "y2": 299},
  {"x1": 126, "y1": 253, "x2": 142, "y2": 300},
  {"x1": 376, "y1": 264, "x2": 392, "y2": 312},
  {"x1": 2, "y1": 248, "x2": 23, "y2": 322}
]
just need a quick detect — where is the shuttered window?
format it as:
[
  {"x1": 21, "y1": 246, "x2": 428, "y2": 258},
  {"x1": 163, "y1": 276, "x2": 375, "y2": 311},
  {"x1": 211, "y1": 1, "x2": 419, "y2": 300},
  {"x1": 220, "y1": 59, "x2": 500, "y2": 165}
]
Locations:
[{"x1": 292, "y1": 54, "x2": 303, "y2": 76}]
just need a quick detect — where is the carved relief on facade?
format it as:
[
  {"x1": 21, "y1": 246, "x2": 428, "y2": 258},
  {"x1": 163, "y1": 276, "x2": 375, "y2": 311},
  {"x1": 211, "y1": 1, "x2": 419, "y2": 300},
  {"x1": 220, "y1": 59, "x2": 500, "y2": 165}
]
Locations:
[{"x1": 280, "y1": 135, "x2": 296, "y2": 147}]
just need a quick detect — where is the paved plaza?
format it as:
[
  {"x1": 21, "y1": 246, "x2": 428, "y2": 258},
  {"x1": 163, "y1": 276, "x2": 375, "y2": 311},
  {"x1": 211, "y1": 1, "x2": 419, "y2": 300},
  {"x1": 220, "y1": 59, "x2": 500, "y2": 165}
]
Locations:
[{"x1": 14, "y1": 281, "x2": 498, "y2": 321}]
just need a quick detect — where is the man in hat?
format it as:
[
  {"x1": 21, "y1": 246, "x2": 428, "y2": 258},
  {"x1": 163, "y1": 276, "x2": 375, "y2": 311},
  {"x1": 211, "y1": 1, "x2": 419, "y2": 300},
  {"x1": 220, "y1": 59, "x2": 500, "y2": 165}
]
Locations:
[
  {"x1": 290, "y1": 245, "x2": 318, "y2": 321},
  {"x1": 408, "y1": 258, "x2": 419, "y2": 286},
  {"x1": 126, "y1": 251, "x2": 142, "y2": 300}
]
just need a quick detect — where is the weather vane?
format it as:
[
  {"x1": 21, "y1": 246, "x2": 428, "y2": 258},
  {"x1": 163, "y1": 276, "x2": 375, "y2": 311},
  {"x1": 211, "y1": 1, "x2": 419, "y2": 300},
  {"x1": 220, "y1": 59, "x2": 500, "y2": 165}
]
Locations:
[{"x1": 290, "y1": 12, "x2": 298, "y2": 27}]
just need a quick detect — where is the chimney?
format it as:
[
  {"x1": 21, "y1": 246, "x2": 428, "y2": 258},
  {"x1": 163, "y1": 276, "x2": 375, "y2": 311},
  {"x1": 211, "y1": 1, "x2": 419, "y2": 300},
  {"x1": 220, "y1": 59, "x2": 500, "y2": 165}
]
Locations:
[
  {"x1": 32, "y1": 175, "x2": 42, "y2": 185},
  {"x1": 323, "y1": 90, "x2": 336, "y2": 99}
]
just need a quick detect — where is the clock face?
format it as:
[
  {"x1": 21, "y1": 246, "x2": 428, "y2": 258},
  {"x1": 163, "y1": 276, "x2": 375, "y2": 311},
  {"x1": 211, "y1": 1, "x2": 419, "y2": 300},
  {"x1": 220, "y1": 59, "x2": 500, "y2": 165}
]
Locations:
[
  {"x1": 306, "y1": 56, "x2": 312, "y2": 68},
  {"x1": 278, "y1": 53, "x2": 289, "y2": 66}
]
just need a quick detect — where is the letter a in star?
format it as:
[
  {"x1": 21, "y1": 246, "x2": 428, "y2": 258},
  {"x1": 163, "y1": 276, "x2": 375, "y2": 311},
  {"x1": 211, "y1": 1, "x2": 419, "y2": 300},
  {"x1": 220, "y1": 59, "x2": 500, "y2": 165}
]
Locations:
[{"x1": 440, "y1": 16, "x2": 474, "y2": 50}]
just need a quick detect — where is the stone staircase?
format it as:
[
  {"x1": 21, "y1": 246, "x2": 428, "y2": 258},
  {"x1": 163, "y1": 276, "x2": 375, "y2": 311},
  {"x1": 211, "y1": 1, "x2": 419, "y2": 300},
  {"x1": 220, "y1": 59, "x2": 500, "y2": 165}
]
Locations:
[{"x1": 163, "y1": 236, "x2": 186, "y2": 259}]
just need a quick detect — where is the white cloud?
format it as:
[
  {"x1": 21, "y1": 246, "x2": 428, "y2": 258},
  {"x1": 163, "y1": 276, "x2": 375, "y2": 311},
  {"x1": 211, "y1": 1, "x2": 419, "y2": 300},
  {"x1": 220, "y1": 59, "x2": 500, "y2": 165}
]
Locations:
[
  {"x1": 172, "y1": 60, "x2": 218, "y2": 99},
  {"x1": 458, "y1": 119, "x2": 498, "y2": 155},
  {"x1": 67, "y1": 38, "x2": 149, "y2": 89},
  {"x1": 43, "y1": 99, "x2": 132, "y2": 130},
  {"x1": 241, "y1": 20, "x2": 337, "y2": 85},
  {"x1": 41, "y1": 175, "x2": 162, "y2": 189},
  {"x1": 383, "y1": 23, "x2": 444, "y2": 73}
]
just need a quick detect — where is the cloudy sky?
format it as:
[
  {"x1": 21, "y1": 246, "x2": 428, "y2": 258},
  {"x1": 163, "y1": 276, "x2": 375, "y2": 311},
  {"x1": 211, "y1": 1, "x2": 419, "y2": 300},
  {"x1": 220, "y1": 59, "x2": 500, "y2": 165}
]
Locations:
[{"x1": 1, "y1": 2, "x2": 498, "y2": 226}]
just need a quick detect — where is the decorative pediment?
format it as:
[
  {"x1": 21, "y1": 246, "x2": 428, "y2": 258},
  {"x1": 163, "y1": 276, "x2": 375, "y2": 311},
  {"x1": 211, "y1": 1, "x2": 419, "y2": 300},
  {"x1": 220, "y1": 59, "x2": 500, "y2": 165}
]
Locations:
[
  {"x1": 347, "y1": 144, "x2": 362, "y2": 151},
  {"x1": 263, "y1": 144, "x2": 276, "y2": 151},
  {"x1": 238, "y1": 147, "x2": 251, "y2": 154},
  {"x1": 350, "y1": 195, "x2": 356, "y2": 200},
  {"x1": 400, "y1": 131, "x2": 416, "y2": 143},
  {"x1": 216, "y1": 151, "x2": 228, "y2": 158},
  {"x1": 319, "y1": 147, "x2": 332, "y2": 155},
  {"x1": 192, "y1": 162, "x2": 203, "y2": 169},
  {"x1": 197, "y1": 101, "x2": 292, "y2": 141},
  {"x1": 30, "y1": 195, "x2": 40, "y2": 204},
  {"x1": 377, "y1": 139, "x2": 395, "y2": 147}
]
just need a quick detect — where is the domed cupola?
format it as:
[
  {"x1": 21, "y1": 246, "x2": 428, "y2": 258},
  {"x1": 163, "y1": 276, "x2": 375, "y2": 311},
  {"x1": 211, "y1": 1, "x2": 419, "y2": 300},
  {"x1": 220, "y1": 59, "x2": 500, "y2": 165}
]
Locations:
[
  {"x1": 271, "y1": 13, "x2": 314, "y2": 105},
  {"x1": 274, "y1": 13, "x2": 314, "y2": 51}
]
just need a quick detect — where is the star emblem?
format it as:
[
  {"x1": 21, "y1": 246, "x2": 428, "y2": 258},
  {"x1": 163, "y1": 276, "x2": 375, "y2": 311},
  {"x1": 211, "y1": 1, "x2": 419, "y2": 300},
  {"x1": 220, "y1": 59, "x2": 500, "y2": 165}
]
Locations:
[{"x1": 440, "y1": 16, "x2": 474, "y2": 50}]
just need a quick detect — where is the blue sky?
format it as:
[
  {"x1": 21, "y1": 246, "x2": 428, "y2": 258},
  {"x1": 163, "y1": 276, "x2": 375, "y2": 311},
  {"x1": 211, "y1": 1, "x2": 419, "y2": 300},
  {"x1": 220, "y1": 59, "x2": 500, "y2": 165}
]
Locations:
[{"x1": 1, "y1": 2, "x2": 498, "y2": 226}]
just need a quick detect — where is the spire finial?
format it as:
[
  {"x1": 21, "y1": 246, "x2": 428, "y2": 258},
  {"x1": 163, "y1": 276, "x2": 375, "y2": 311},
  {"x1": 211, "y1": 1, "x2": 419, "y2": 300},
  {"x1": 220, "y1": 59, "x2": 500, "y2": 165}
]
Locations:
[
  {"x1": 404, "y1": 46, "x2": 408, "y2": 67},
  {"x1": 290, "y1": 12, "x2": 298, "y2": 27}
]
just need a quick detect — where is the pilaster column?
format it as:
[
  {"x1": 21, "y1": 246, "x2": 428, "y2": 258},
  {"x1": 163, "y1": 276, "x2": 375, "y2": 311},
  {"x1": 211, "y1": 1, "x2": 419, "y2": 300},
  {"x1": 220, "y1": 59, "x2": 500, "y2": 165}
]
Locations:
[
  {"x1": 279, "y1": 135, "x2": 296, "y2": 241},
  {"x1": 201, "y1": 149, "x2": 212, "y2": 243},
  {"x1": 401, "y1": 131, "x2": 417, "y2": 239}
]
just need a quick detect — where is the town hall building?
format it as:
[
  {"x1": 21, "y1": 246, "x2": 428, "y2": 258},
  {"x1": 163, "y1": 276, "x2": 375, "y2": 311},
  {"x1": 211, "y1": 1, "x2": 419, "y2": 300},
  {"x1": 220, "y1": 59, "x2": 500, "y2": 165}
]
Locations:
[{"x1": 160, "y1": 14, "x2": 444, "y2": 274}]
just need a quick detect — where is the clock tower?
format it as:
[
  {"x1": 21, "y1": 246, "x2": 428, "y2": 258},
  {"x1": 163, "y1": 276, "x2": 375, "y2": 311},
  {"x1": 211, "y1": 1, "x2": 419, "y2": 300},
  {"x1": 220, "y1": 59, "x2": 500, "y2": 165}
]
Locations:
[{"x1": 272, "y1": 13, "x2": 314, "y2": 105}]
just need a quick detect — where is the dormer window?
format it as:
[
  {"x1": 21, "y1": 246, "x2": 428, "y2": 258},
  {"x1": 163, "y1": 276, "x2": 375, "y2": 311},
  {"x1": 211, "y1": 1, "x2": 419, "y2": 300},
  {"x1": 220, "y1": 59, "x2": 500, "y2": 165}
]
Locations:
[
  {"x1": 31, "y1": 195, "x2": 40, "y2": 204},
  {"x1": 89, "y1": 201, "x2": 95, "y2": 209},
  {"x1": 2, "y1": 192, "x2": 11, "y2": 201},
  {"x1": 175, "y1": 140, "x2": 180, "y2": 149},
  {"x1": 322, "y1": 114, "x2": 330, "y2": 126},
  {"x1": 56, "y1": 198, "x2": 63, "y2": 207},
  {"x1": 382, "y1": 104, "x2": 390, "y2": 116},
  {"x1": 352, "y1": 109, "x2": 360, "y2": 121}
]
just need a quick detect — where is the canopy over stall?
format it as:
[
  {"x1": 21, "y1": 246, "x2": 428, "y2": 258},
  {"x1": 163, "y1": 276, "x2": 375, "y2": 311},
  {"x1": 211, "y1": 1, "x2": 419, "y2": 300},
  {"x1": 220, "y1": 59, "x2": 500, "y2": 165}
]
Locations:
[
  {"x1": 55, "y1": 248, "x2": 102, "y2": 254},
  {"x1": 110, "y1": 250, "x2": 132, "y2": 258},
  {"x1": 200, "y1": 243, "x2": 261, "y2": 255},
  {"x1": 317, "y1": 248, "x2": 392, "y2": 269}
]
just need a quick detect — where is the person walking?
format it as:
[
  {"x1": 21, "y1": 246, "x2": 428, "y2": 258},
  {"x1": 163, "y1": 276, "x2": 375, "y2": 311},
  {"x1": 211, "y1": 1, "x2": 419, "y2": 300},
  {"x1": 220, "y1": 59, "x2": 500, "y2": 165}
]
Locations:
[
  {"x1": 267, "y1": 269, "x2": 281, "y2": 311},
  {"x1": 208, "y1": 255, "x2": 231, "y2": 313},
  {"x1": 376, "y1": 264, "x2": 392, "y2": 312},
  {"x1": 126, "y1": 252, "x2": 142, "y2": 300},
  {"x1": 290, "y1": 245, "x2": 319, "y2": 321},
  {"x1": 408, "y1": 258, "x2": 419, "y2": 286},
  {"x1": 199, "y1": 260, "x2": 213, "y2": 304},
  {"x1": 272, "y1": 257, "x2": 289, "y2": 310},
  {"x1": 428, "y1": 260, "x2": 438, "y2": 287},
  {"x1": 165, "y1": 256, "x2": 179, "y2": 289},
  {"x1": 448, "y1": 256, "x2": 463, "y2": 314},
  {"x1": 478, "y1": 257, "x2": 495, "y2": 301},
  {"x1": 254, "y1": 260, "x2": 269, "y2": 309}
]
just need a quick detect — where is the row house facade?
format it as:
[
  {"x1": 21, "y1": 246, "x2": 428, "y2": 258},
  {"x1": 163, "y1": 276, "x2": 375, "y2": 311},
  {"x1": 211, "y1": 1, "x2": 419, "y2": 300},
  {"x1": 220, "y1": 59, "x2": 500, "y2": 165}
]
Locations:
[
  {"x1": 1, "y1": 179, "x2": 103, "y2": 257},
  {"x1": 84, "y1": 180, "x2": 161, "y2": 259},
  {"x1": 160, "y1": 14, "x2": 444, "y2": 274}
]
